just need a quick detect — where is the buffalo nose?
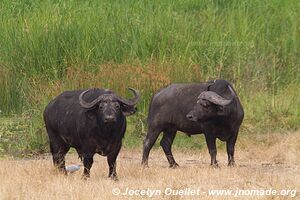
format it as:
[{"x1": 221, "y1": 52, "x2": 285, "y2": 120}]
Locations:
[
  {"x1": 186, "y1": 114, "x2": 193, "y2": 120},
  {"x1": 104, "y1": 115, "x2": 115, "y2": 122}
]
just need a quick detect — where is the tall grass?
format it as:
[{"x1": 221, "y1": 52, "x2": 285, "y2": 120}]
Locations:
[
  {"x1": 1, "y1": 0, "x2": 298, "y2": 79},
  {"x1": 0, "y1": 67, "x2": 24, "y2": 114},
  {"x1": 0, "y1": 0, "x2": 299, "y2": 153}
]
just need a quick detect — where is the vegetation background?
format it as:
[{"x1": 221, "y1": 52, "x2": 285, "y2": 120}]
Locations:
[{"x1": 0, "y1": 0, "x2": 299, "y2": 156}]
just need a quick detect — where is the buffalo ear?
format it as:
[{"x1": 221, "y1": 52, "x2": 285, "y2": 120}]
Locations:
[{"x1": 121, "y1": 105, "x2": 137, "y2": 116}]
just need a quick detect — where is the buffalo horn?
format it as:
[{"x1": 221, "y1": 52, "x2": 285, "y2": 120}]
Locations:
[
  {"x1": 198, "y1": 91, "x2": 232, "y2": 106},
  {"x1": 117, "y1": 87, "x2": 140, "y2": 106},
  {"x1": 79, "y1": 89, "x2": 104, "y2": 109}
]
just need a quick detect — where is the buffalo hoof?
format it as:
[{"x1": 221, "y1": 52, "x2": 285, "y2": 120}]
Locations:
[
  {"x1": 210, "y1": 163, "x2": 220, "y2": 168},
  {"x1": 228, "y1": 162, "x2": 235, "y2": 167},
  {"x1": 141, "y1": 162, "x2": 149, "y2": 169},
  {"x1": 169, "y1": 163, "x2": 179, "y2": 169},
  {"x1": 109, "y1": 175, "x2": 119, "y2": 181},
  {"x1": 82, "y1": 174, "x2": 90, "y2": 180},
  {"x1": 55, "y1": 167, "x2": 67, "y2": 175}
]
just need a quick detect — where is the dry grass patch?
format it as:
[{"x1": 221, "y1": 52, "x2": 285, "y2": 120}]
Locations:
[{"x1": 1, "y1": 131, "x2": 300, "y2": 199}]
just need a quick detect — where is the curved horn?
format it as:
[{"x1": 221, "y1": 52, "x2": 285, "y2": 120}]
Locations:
[
  {"x1": 198, "y1": 91, "x2": 232, "y2": 106},
  {"x1": 228, "y1": 85, "x2": 237, "y2": 97},
  {"x1": 117, "y1": 87, "x2": 140, "y2": 106},
  {"x1": 79, "y1": 89, "x2": 103, "y2": 109}
]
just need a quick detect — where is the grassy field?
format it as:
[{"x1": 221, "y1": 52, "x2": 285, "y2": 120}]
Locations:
[
  {"x1": 0, "y1": 0, "x2": 299, "y2": 153},
  {"x1": 1, "y1": 131, "x2": 299, "y2": 199}
]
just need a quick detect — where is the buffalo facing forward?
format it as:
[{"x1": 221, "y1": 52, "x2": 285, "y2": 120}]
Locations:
[
  {"x1": 142, "y1": 80, "x2": 244, "y2": 167},
  {"x1": 44, "y1": 88, "x2": 140, "y2": 179}
]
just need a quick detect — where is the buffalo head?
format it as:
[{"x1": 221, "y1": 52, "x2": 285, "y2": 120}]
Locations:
[
  {"x1": 186, "y1": 86, "x2": 235, "y2": 121},
  {"x1": 79, "y1": 88, "x2": 140, "y2": 123}
]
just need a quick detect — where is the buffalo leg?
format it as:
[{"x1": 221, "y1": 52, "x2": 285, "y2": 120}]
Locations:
[
  {"x1": 49, "y1": 138, "x2": 70, "y2": 174},
  {"x1": 205, "y1": 135, "x2": 218, "y2": 167},
  {"x1": 160, "y1": 130, "x2": 179, "y2": 168},
  {"x1": 226, "y1": 135, "x2": 237, "y2": 167},
  {"x1": 83, "y1": 154, "x2": 94, "y2": 178},
  {"x1": 141, "y1": 128, "x2": 161, "y2": 167},
  {"x1": 107, "y1": 145, "x2": 121, "y2": 180}
]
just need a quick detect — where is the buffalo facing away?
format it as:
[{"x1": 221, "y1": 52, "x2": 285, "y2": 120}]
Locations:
[
  {"x1": 44, "y1": 88, "x2": 140, "y2": 179},
  {"x1": 142, "y1": 80, "x2": 244, "y2": 168}
]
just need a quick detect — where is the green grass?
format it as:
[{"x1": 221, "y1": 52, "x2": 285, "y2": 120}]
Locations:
[{"x1": 0, "y1": 0, "x2": 299, "y2": 155}]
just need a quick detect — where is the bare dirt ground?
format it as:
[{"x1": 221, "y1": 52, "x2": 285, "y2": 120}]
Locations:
[{"x1": 0, "y1": 132, "x2": 300, "y2": 200}]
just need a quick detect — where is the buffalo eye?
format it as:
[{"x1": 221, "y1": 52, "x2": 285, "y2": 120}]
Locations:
[
  {"x1": 114, "y1": 103, "x2": 120, "y2": 109},
  {"x1": 202, "y1": 102, "x2": 209, "y2": 107},
  {"x1": 217, "y1": 106, "x2": 224, "y2": 111},
  {"x1": 98, "y1": 102, "x2": 106, "y2": 110}
]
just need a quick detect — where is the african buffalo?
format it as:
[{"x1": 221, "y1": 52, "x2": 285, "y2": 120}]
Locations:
[
  {"x1": 142, "y1": 79, "x2": 244, "y2": 167},
  {"x1": 44, "y1": 88, "x2": 140, "y2": 179}
]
